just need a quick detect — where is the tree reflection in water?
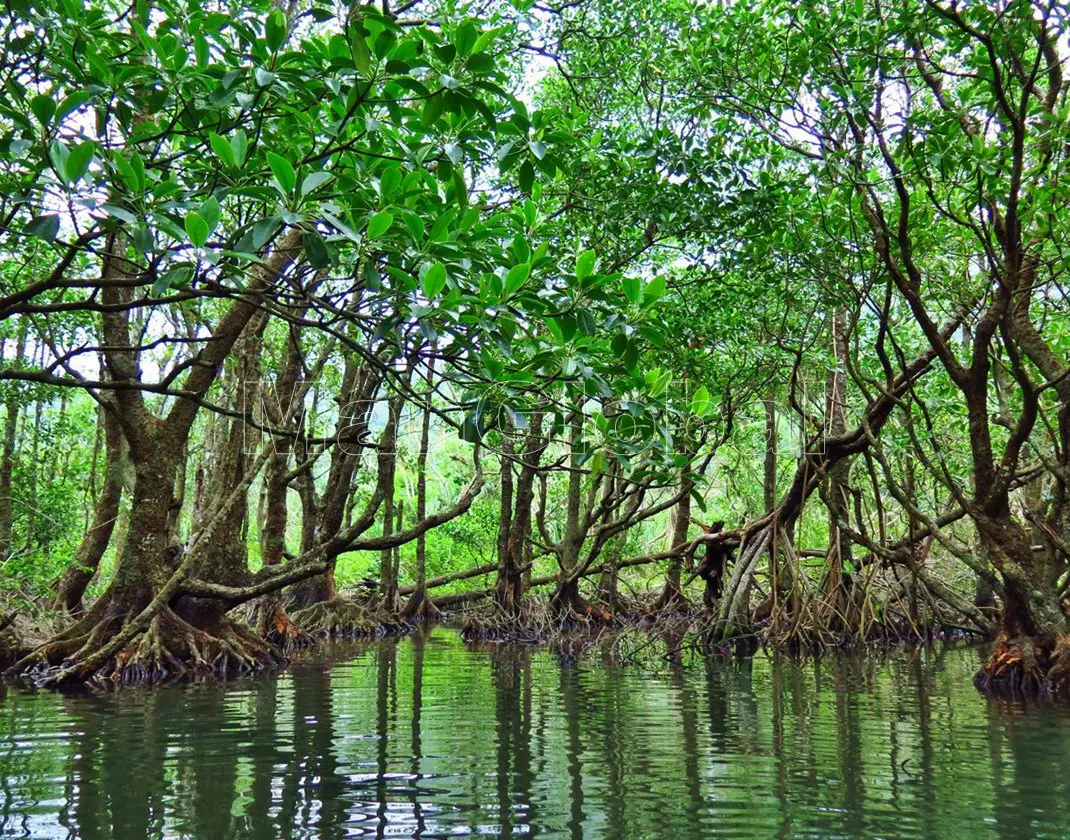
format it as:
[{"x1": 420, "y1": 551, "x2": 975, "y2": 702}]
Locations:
[{"x1": 1, "y1": 631, "x2": 1069, "y2": 839}]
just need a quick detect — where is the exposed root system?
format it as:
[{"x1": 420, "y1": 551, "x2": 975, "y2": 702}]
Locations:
[
  {"x1": 459, "y1": 599, "x2": 551, "y2": 644},
  {"x1": 247, "y1": 597, "x2": 315, "y2": 653},
  {"x1": 399, "y1": 590, "x2": 443, "y2": 625},
  {"x1": 291, "y1": 599, "x2": 383, "y2": 639},
  {"x1": 13, "y1": 602, "x2": 285, "y2": 688},
  {"x1": 975, "y1": 632, "x2": 1070, "y2": 697}
]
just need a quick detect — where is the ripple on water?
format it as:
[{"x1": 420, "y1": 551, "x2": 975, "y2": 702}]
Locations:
[{"x1": 2, "y1": 634, "x2": 1070, "y2": 838}]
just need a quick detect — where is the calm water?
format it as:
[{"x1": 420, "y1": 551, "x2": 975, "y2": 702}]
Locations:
[{"x1": 1, "y1": 629, "x2": 1069, "y2": 839}]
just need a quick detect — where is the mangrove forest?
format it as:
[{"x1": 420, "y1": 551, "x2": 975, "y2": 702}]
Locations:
[{"x1": 2, "y1": 0, "x2": 1070, "y2": 836}]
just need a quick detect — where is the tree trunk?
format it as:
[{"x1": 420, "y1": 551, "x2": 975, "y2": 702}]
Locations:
[
  {"x1": 821, "y1": 309, "x2": 856, "y2": 632},
  {"x1": 496, "y1": 412, "x2": 543, "y2": 616},
  {"x1": 249, "y1": 326, "x2": 313, "y2": 650},
  {"x1": 0, "y1": 324, "x2": 25, "y2": 563},
  {"x1": 53, "y1": 403, "x2": 126, "y2": 614},
  {"x1": 654, "y1": 467, "x2": 692, "y2": 612},
  {"x1": 287, "y1": 354, "x2": 379, "y2": 611},
  {"x1": 974, "y1": 508, "x2": 1070, "y2": 695},
  {"x1": 401, "y1": 356, "x2": 440, "y2": 623},
  {"x1": 11, "y1": 230, "x2": 301, "y2": 686},
  {"x1": 376, "y1": 394, "x2": 403, "y2": 617},
  {"x1": 550, "y1": 411, "x2": 604, "y2": 620}
]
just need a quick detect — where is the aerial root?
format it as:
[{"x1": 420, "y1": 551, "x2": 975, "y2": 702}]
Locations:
[
  {"x1": 399, "y1": 590, "x2": 443, "y2": 625},
  {"x1": 248, "y1": 599, "x2": 316, "y2": 653},
  {"x1": 974, "y1": 632, "x2": 1070, "y2": 697},
  {"x1": 16, "y1": 606, "x2": 286, "y2": 688},
  {"x1": 460, "y1": 599, "x2": 550, "y2": 644},
  {"x1": 1044, "y1": 634, "x2": 1070, "y2": 696},
  {"x1": 652, "y1": 583, "x2": 694, "y2": 617},
  {"x1": 291, "y1": 599, "x2": 384, "y2": 639}
]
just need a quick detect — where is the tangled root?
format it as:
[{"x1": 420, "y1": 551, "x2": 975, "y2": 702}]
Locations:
[
  {"x1": 291, "y1": 599, "x2": 383, "y2": 639},
  {"x1": 460, "y1": 599, "x2": 550, "y2": 644},
  {"x1": 652, "y1": 583, "x2": 694, "y2": 617},
  {"x1": 549, "y1": 587, "x2": 615, "y2": 626},
  {"x1": 399, "y1": 590, "x2": 443, "y2": 625},
  {"x1": 16, "y1": 606, "x2": 285, "y2": 688},
  {"x1": 247, "y1": 597, "x2": 315, "y2": 653},
  {"x1": 1043, "y1": 634, "x2": 1070, "y2": 696},
  {"x1": 974, "y1": 632, "x2": 1070, "y2": 697},
  {"x1": 0, "y1": 626, "x2": 23, "y2": 671}
]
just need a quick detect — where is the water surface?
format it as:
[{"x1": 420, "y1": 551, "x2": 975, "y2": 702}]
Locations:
[{"x1": 1, "y1": 629, "x2": 1069, "y2": 839}]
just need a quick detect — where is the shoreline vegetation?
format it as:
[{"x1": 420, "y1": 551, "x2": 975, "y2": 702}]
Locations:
[{"x1": 1, "y1": 0, "x2": 1069, "y2": 700}]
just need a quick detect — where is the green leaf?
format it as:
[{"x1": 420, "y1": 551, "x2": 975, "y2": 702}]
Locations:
[
  {"x1": 529, "y1": 140, "x2": 546, "y2": 160},
  {"x1": 480, "y1": 346, "x2": 504, "y2": 379},
  {"x1": 114, "y1": 151, "x2": 146, "y2": 194},
  {"x1": 350, "y1": 24, "x2": 372, "y2": 74},
  {"x1": 128, "y1": 152, "x2": 146, "y2": 193},
  {"x1": 251, "y1": 217, "x2": 280, "y2": 247},
  {"x1": 303, "y1": 229, "x2": 329, "y2": 268},
  {"x1": 265, "y1": 8, "x2": 287, "y2": 52},
  {"x1": 153, "y1": 213, "x2": 187, "y2": 241},
  {"x1": 503, "y1": 262, "x2": 531, "y2": 297},
  {"x1": 422, "y1": 261, "x2": 447, "y2": 298},
  {"x1": 322, "y1": 210, "x2": 359, "y2": 242},
  {"x1": 639, "y1": 324, "x2": 665, "y2": 347},
  {"x1": 152, "y1": 263, "x2": 194, "y2": 297},
  {"x1": 185, "y1": 212, "x2": 210, "y2": 247},
  {"x1": 379, "y1": 167, "x2": 402, "y2": 199},
  {"x1": 300, "y1": 171, "x2": 333, "y2": 197},
  {"x1": 518, "y1": 160, "x2": 534, "y2": 194},
  {"x1": 472, "y1": 27, "x2": 499, "y2": 54},
  {"x1": 460, "y1": 407, "x2": 484, "y2": 443},
  {"x1": 194, "y1": 33, "x2": 209, "y2": 67},
  {"x1": 454, "y1": 20, "x2": 477, "y2": 56},
  {"x1": 231, "y1": 131, "x2": 248, "y2": 166},
  {"x1": 66, "y1": 141, "x2": 96, "y2": 182},
  {"x1": 645, "y1": 275, "x2": 667, "y2": 304},
  {"x1": 690, "y1": 385, "x2": 713, "y2": 417},
  {"x1": 30, "y1": 94, "x2": 56, "y2": 127},
  {"x1": 266, "y1": 151, "x2": 296, "y2": 196},
  {"x1": 198, "y1": 196, "x2": 220, "y2": 235},
  {"x1": 367, "y1": 210, "x2": 393, "y2": 238},
  {"x1": 554, "y1": 314, "x2": 577, "y2": 341},
  {"x1": 209, "y1": 132, "x2": 236, "y2": 168},
  {"x1": 622, "y1": 275, "x2": 642, "y2": 304},
  {"x1": 422, "y1": 93, "x2": 445, "y2": 126},
  {"x1": 575, "y1": 249, "x2": 596, "y2": 281},
  {"x1": 48, "y1": 140, "x2": 70, "y2": 182},
  {"x1": 25, "y1": 214, "x2": 60, "y2": 242},
  {"x1": 467, "y1": 53, "x2": 495, "y2": 74}
]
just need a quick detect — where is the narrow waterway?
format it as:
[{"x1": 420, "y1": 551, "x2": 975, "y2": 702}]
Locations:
[{"x1": 1, "y1": 628, "x2": 1068, "y2": 839}]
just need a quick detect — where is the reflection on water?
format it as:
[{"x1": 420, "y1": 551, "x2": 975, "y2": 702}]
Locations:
[{"x1": 2, "y1": 628, "x2": 1070, "y2": 839}]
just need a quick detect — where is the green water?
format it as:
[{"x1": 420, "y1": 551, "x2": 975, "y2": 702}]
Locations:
[{"x1": 1, "y1": 629, "x2": 1069, "y2": 839}]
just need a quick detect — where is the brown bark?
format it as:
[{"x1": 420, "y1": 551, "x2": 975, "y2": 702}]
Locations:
[
  {"x1": 287, "y1": 353, "x2": 382, "y2": 610},
  {"x1": 13, "y1": 229, "x2": 302, "y2": 686},
  {"x1": 496, "y1": 412, "x2": 543, "y2": 615},
  {"x1": 821, "y1": 309, "x2": 855, "y2": 631},
  {"x1": 0, "y1": 325, "x2": 25, "y2": 563},
  {"x1": 53, "y1": 402, "x2": 126, "y2": 614},
  {"x1": 401, "y1": 355, "x2": 441, "y2": 623},
  {"x1": 250, "y1": 325, "x2": 313, "y2": 650},
  {"x1": 654, "y1": 467, "x2": 692, "y2": 612},
  {"x1": 375, "y1": 393, "x2": 404, "y2": 616}
]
